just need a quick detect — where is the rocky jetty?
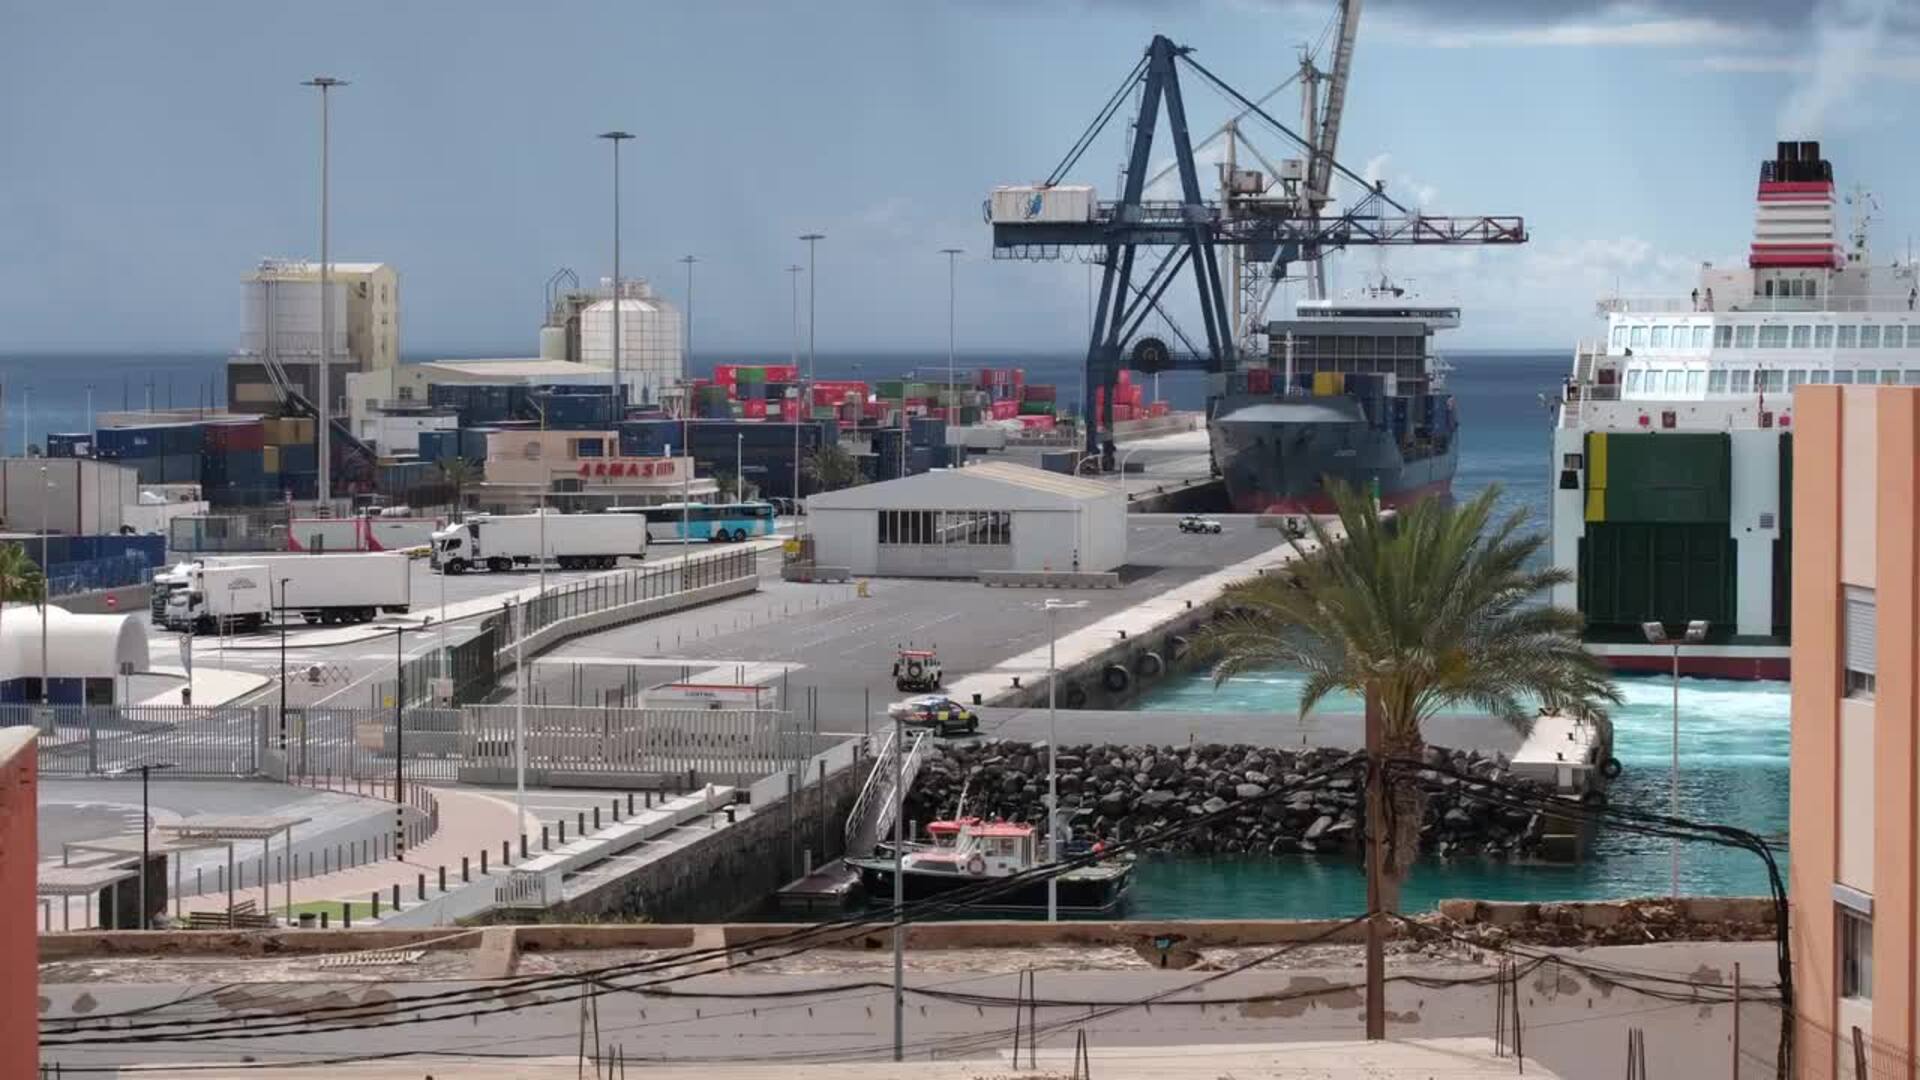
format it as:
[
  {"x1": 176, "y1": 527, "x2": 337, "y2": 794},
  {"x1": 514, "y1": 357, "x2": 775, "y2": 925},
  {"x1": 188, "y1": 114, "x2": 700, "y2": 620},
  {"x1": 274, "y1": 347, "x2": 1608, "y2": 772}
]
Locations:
[{"x1": 903, "y1": 740, "x2": 1554, "y2": 858}]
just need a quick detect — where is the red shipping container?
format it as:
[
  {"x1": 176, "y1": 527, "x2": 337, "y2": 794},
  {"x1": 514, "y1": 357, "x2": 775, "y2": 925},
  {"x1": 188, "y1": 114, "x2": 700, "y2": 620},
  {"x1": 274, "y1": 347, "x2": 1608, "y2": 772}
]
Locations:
[
  {"x1": 712, "y1": 365, "x2": 736, "y2": 385},
  {"x1": 1150, "y1": 401, "x2": 1170, "y2": 417},
  {"x1": 1113, "y1": 404, "x2": 1135, "y2": 422},
  {"x1": 742, "y1": 398, "x2": 768, "y2": 419},
  {"x1": 1017, "y1": 414, "x2": 1055, "y2": 431},
  {"x1": 1116, "y1": 369, "x2": 1131, "y2": 387},
  {"x1": 764, "y1": 365, "x2": 800, "y2": 382},
  {"x1": 205, "y1": 421, "x2": 265, "y2": 452},
  {"x1": 990, "y1": 400, "x2": 1019, "y2": 420},
  {"x1": 1246, "y1": 368, "x2": 1272, "y2": 393}
]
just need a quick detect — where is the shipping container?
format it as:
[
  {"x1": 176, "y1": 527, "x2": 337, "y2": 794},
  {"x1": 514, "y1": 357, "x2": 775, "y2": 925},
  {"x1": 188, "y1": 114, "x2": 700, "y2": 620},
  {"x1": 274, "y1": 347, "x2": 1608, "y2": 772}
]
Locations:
[
  {"x1": 46, "y1": 433, "x2": 91, "y2": 459},
  {"x1": 1018, "y1": 400, "x2": 1056, "y2": 416},
  {"x1": 988, "y1": 184, "x2": 1099, "y2": 224},
  {"x1": 1313, "y1": 372, "x2": 1345, "y2": 396}
]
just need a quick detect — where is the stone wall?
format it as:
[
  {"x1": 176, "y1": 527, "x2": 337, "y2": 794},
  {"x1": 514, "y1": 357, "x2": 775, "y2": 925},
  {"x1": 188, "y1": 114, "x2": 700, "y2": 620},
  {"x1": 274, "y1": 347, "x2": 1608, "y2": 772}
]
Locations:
[
  {"x1": 556, "y1": 764, "x2": 865, "y2": 923},
  {"x1": 906, "y1": 739, "x2": 1558, "y2": 859}
]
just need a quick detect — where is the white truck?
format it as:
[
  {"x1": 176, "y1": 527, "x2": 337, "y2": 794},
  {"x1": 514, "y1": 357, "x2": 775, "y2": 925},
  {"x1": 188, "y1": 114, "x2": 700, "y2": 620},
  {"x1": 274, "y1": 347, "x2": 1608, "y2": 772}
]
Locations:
[
  {"x1": 162, "y1": 553, "x2": 414, "y2": 632},
  {"x1": 430, "y1": 512, "x2": 648, "y2": 574}
]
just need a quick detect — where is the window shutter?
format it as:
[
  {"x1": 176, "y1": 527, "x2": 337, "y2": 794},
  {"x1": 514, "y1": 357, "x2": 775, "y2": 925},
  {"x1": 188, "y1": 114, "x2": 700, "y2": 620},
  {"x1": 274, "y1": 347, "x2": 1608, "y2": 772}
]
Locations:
[{"x1": 1845, "y1": 586, "x2": 1876, "y2": 674}]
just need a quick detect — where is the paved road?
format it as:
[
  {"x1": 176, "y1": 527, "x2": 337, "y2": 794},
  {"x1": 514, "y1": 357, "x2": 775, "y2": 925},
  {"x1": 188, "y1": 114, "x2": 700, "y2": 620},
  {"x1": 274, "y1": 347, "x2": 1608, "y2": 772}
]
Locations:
[{"x1": 511, "y1": 516, "x2": 1287, "y2": 731}]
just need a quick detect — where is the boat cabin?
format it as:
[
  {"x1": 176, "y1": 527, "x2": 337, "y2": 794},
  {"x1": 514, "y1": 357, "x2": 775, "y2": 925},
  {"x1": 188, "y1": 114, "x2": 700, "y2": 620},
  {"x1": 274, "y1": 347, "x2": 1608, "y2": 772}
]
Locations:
[{"x1": 902, "y1": 820, "x2": 1037, "y2": 878}]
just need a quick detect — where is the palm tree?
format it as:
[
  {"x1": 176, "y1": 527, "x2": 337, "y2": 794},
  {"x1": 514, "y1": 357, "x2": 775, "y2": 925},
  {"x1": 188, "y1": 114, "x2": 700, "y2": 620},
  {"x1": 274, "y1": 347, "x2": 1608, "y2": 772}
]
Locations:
[
  {"x1": 437, "y1": 457, "x2": 478, "y2": 522},
  {"x1": 800, "y1": 443, "x2": 862, "y2": 494},
  {"x1": 1197, "y1": 481, "x2": 1619, "y2": 909},
  {"x1": 0, "y1": 543, "x2": 46, "y2": 690}
]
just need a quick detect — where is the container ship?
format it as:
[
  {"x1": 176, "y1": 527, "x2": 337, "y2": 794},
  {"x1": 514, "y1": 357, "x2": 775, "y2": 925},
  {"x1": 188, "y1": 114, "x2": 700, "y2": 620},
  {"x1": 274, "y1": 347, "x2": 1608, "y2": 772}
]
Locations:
[
  {"x1": 1550, "y1": 139, "x2": 1920, "y2": 679},
  {"x1": 1208, "y1": 283, "x2": 1462, "y2": 513}
]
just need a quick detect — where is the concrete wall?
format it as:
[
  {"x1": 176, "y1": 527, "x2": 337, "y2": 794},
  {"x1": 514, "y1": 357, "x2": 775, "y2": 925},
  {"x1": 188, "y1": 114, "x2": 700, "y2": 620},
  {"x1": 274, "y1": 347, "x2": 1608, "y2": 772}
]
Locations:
[
  {"x1": 0, "y1": 727, "x2": 37, "y2": 1077},
  {"x1": 555, "y1": 764, "x2": 863, "y2": 923}
]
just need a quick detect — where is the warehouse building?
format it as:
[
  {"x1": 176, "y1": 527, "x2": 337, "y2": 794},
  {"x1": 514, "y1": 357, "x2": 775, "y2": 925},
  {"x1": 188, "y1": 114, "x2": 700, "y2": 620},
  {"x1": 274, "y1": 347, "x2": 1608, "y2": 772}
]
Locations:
[{"x1": 804, "y1": 461, "x2": 1124, "y2": 578}]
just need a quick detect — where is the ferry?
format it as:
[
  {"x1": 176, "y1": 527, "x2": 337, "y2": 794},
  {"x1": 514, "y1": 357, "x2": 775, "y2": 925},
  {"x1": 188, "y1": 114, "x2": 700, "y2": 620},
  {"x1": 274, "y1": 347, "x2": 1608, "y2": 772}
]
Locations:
[
  {"x1": 1551, "y1": 140, "x2": 1920, "y2": 679},
  {"x1": 1210, "y1": 281, "x2": 1461, "y2": 513}
]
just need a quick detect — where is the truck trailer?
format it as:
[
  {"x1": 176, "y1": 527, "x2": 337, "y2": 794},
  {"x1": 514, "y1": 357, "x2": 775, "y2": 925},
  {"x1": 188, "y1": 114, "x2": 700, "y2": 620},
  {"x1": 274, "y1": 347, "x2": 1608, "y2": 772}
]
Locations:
[
  {"x1": 162, "y1": 552, "x2": 414, "y2": 632},
  {"x1": 430, "y1": 512, "x2": 647, "y2": 574}
]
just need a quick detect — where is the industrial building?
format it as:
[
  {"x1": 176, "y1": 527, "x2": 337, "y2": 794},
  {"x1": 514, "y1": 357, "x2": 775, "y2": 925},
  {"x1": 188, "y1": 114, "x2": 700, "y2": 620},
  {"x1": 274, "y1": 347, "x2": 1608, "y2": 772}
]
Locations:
[
  {"x1": 0, "y1": 603, "x2": 150, "y2": 704},
  {"x1": 475, "y1": 428, "x2": 714, "y2": 513},
  {"x1": 804, "y1": 460, "x2": 1124, "y2": 578},
  {"x1": 225, "y1": 259, "x2": 400, "y2": 414},
  {"x1": 0, "y1": 458, "x2": 143, "y2": 536}
]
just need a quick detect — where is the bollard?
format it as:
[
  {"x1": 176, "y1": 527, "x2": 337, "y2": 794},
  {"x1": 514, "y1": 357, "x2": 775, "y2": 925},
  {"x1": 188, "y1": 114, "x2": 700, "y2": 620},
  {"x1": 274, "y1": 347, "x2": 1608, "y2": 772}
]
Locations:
[
  {"x1": 644, "y1": 790, "x2": 653, "y2": 808},
  {"x1": 438, "y1": 866, "x2": 446, "y2": 893},
  {"x1": 481, "y1": 850, "x2": 489, "y2": 875},
  {"x1": 504, "y1": 840, "x2": 511, "y2": 865},
  {"x1": 417, "y1": 874, "x2": 426, "y2": 901},
  {"x1": 343, "y1": 904, "x2": 351, "y2": 929},
  {"x1": 578, "y1": 811, "x2": 587, "y2": 835},
  {"x1": 520, "y1": 835, "x2": 528, "y2": 859},
  {"x1": 462, "y1": 856, "x2": 470, "y2": 883},
  {"x1": 612, "y1": 798, "x2": 621, "y2": 822},
  {"x1": 542, "y1": 825, "x2": 551, "y2": 850},
  {"x1": 392, "y1": 883, "x2": 401, "y2": 910},
  {"x1": 627, "y1": 793, "x2": 635, "y2": 815},
  {"x1": 371, "y1": 891, "x2": 381, "y2": 918},
  {"x1": 593, "y1": 807, "x2": 601, "y2": 830},
  {"x1": 559, "y1": 821, "x2": 568, "y2": 844},
  {"x1": 321, "y1": 911, "x2": 329, "y2": 930}
]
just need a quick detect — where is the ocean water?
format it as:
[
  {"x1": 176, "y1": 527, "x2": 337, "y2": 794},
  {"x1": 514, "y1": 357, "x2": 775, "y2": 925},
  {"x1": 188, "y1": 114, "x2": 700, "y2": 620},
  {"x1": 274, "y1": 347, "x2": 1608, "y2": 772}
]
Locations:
[{"x1": 1124, "y1": 351, "x2": 1794, "y2": 916}]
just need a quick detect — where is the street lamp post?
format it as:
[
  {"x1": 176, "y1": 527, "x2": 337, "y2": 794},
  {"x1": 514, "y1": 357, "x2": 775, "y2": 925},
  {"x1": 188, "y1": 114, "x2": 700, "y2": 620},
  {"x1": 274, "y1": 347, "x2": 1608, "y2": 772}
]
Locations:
[
  {"x1": 598, "y1": 131, "x2": 634, "y2": 402},
  {"x1": 735, "y1": 433, "x2": 743, "y2": 503},
  {"x1": 278, "y1": 578, "x2": 291, "y2": 750},
  {"x1": 1042, "y1": 597, "x2": 1088, "y2": 921},
  {"x1": 302, "y1": 77, "x2": 347, "y2": 507},
  {"x1": 891, "y1": 699, "x2": 905, "y2": 1061},
  {"x1": 1641, "y1": 619, "x2": 1709, "y2": 898},
  {"x1": 40, "y1": 464, "x2": 50, "y2": 706},
  {"x1": 680, "y1": 254, "x2": 697, "y2": 379},
  {"x1": 799, "y1": 234, "x2": 824, "y2": 387},
  {"x1": 939, "y1": 248, "x2": 962, "y2": 427},
  {"x1": 393, "y1": 625, "x2": 405, "y2": 814},
  {"x1": 788, "y1": 264, "x2": 804, "y2": 522}
]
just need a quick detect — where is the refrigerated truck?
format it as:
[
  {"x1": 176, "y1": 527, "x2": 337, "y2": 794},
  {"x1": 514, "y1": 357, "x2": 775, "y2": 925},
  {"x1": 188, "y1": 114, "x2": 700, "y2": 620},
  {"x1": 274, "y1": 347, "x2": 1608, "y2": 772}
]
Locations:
[
  {"x1": 430, "y1": 512, "x2": 648, "y2": 574},
  {"x1": 162, "y1": 552, "x2": 414, "y2": 632}
]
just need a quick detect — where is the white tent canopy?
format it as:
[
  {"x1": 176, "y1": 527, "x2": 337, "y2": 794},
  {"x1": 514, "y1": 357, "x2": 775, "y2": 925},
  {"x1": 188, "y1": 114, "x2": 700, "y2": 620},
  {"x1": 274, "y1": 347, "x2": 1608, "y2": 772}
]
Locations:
[{"x1": 0, "y1": 603, "x2": 150, "y2": 679}]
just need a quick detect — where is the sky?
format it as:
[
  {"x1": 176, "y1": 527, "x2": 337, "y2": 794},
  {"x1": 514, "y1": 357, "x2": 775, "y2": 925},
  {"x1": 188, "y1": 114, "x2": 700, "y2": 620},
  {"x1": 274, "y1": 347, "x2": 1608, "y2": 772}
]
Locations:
[{"x1": 3, "y1": 0, "x2": 1917, "y2": 357}]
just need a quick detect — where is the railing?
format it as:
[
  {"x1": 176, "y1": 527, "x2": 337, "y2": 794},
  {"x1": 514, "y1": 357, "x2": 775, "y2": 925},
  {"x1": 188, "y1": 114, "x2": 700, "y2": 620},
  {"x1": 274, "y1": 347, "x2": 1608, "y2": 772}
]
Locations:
[
  {"x1": 496, "y1": 546, "x2": 758, "y2": 653},
  {"x1": 461, "y1": 704, "x2": 826, "y2": 784},
  {"x1": 843, "y1": 728, "x2": 928, "y2": 858},
  {"x1": 1600, "y1": 294, "x2": 1920, "y2": 315}
]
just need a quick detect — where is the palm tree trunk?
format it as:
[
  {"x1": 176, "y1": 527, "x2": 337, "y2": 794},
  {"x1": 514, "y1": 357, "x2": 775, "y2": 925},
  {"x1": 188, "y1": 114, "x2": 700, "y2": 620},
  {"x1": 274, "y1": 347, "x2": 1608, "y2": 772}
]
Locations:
[{"x1": 1363, "y1": 691, "x2": 1386, "y2": 1041}]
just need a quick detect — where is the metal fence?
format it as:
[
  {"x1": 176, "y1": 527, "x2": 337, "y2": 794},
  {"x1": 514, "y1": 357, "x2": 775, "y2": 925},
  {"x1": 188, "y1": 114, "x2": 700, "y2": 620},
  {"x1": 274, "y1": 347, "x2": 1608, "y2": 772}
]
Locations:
[
  {"x1": 500, "y1": 545, "x2": 760, "y2": 650},
  {"x1": 26, "y1": 700, "x2": 837, "y2": 787}
]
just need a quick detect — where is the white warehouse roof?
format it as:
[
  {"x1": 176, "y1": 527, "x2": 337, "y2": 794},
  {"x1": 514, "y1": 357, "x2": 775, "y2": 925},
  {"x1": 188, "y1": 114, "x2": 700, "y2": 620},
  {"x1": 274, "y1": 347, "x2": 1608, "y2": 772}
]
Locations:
[
  {"x1": 0, "y1": 604, "x2": 150, "y2": 679},
  {"x1": 807, "y1": 460, "x2": 1116, "y2": 512}
]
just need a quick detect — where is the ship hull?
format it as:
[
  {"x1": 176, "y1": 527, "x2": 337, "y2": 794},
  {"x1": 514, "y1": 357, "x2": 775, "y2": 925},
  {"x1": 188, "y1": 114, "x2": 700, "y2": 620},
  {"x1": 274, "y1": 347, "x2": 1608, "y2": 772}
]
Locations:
[
  {"x1": 848, "y1": 860, "x2": 1133, "y2": 915},
  {"x1": 1209, "y1": 395, "x2": 1458, "y2": 514}
]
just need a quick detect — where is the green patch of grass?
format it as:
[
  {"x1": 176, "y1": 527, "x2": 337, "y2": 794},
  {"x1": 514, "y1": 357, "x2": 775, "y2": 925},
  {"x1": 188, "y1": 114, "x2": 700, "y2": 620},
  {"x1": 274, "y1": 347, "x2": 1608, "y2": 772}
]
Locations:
[{"x1": 289, "y1": 899, "x2": 377, "y2": 922}]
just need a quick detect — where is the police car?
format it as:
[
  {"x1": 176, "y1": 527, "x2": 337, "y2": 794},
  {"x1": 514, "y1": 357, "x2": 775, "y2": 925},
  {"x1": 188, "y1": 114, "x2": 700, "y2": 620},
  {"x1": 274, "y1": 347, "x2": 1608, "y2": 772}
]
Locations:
[{"x1": 886, "y1": 695, "x2": 981, "y2": 737}]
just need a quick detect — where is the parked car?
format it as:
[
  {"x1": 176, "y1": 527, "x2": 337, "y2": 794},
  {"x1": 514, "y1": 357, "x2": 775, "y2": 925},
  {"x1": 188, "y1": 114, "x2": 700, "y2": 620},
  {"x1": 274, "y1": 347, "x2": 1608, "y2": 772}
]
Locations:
[
  {"x1": 1178, "y1": 515, "x2": 1223, "y2": 534},
  {"x1": 886, "y1": 695, "x2": 981, "y2": 736}
]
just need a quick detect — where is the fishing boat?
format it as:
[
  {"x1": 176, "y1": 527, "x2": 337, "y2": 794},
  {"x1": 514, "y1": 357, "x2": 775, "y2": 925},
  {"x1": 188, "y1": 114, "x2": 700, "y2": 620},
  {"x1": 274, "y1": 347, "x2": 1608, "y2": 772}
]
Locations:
[{"x1": 848, "y1": 818, "x2": 1132, "y2": 915}]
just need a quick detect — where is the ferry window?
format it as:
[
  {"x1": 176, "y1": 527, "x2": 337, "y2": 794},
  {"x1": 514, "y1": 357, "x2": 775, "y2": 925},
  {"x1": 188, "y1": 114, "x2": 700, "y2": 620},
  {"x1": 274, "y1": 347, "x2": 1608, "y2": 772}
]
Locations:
[
  {"x1": 1791, "y1": 326, "x2": 1813, "y2": 349},
  {"x1": 1707, "y1": 370, "x2": 1728, "y2": 393},
  {"x1": 1834, "y1": 370, "x2": 1855, "y2": 384},
  {"x1": 1665, "y1": 370, "x2": 1685, "y2": 394},
  {"x1": 1692, "y1": 326, "x2": 1711, "y2": 349},
  {"x1": 1760, "y1": 370, "x2": 1786, "y2": 392},
  {"x1": 1624, "y1": 370, "x2": 1643, "y2": 394},
  {"x1": 1630, "y1": 325, "x2": 1648, "y2": 348},
  {"x1": 1650, "y1": 325, "x2": 1670, "y2": 349},
  {"x1": 1884, "y1": 370, "x2": 1901, "y2": 386},
  {"x1": 1758, "y1": 326, "x2": 1788, "y2": 348},
  {"x1": 1858, "y1": 370, "x2": 1878, "y2": 385},
  {"x1": 1730, "y1": 370, "x2": 1752, "y2": 393},
  {"x1": 1838, "y1": 325, "x2": 1858, "y2": 348},
  {"x1": 1787, "y1": 370, "x2": 1808, "y2": 389},
  {"x1": 1883, "y1": 326, "x2": 1904, "y2": 347},
  {"x1": 1715, "y1": 325, "x2": 1734, "y2": 348},
  {"x1": 1904, "y1": 371, "x2": 1920, "y2": 386},
  {"x1": 1610, "y1": 325, "x2": 1626, "y2": 350},
  {"x1": 1686, "y1": 371, "x2": 1703, "y2": 394},
  {"x1": 1861, "y1": 326, "x2": 1881, "y2": 348},
  {"x1": 1809, "y1": 370, "x2": 1831, "y2": 384},
  {"x1": 1734, "y1": 325, "x2": 1756, "y2": 348},
  {"x1": 1816, "y1": 325, "x2": 1836, "y2": 348}
]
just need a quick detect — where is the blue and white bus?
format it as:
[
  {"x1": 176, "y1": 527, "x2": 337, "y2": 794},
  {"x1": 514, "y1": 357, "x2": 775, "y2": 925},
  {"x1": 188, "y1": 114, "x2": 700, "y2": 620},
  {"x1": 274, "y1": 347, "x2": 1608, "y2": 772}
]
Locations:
[{"x1": 615, "y1": 502, "x2": 777, "y2": 543}]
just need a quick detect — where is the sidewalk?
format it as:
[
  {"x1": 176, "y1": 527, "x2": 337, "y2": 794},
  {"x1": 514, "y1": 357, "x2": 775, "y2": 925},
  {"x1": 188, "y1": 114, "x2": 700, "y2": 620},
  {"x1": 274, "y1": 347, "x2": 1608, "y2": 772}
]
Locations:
[
  {"x1": 140, "y1": 664, "x2": 268, "y2": 708},
  {"x1": 182, "y1": 786, "x2": 537, "y2": 923}
]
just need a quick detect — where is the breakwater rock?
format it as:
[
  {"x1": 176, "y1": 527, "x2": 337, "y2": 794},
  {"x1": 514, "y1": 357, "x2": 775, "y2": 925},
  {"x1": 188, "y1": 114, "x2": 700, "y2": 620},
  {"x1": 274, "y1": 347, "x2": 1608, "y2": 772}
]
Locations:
[{"x1": 903, "y1": 740, "x2": 1554, "y2": 858}]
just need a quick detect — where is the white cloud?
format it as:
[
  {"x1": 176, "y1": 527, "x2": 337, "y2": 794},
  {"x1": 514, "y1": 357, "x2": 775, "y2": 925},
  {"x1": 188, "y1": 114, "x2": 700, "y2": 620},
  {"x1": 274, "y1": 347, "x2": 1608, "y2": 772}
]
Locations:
[
  {"x1": 1778, "y1": 0, "x2": 1897, "y2": 134},
  {"x1": 1427, "y1": 16, "x2": 1749, "y2": 48}
]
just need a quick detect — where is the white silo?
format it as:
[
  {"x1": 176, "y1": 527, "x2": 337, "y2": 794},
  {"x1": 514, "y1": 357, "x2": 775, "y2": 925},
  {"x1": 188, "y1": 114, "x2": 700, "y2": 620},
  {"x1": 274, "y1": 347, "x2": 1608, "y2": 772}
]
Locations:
[{"x1": 578, "y1": 278, "x2": 684, "y2": 405}]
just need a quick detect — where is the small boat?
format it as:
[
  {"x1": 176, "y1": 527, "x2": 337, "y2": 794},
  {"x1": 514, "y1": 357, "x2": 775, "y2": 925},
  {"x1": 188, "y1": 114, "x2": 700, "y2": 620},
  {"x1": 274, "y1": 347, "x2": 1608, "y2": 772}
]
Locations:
[{"x1": 849, "y1": 818, "x2": 1133, "y2": 916}]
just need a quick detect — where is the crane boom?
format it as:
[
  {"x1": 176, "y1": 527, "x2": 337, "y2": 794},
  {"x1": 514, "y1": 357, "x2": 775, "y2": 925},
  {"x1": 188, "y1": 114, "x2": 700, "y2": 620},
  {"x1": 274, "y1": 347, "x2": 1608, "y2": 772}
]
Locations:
[{"x1": 1307, "y1": 0, "x2": 1362, "y2": 299}]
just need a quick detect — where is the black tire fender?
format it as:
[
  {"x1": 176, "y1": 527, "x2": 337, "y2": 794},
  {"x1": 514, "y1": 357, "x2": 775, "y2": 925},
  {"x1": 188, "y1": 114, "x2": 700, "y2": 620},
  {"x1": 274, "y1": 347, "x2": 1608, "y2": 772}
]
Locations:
[
  {"x1": 1169, "y1": 634, "x2": 1190, "y2": 660},
  {"x1": 1134, "y1": 651, "x2": 1164, "y2": 678},
  {"x1": 1102, "y1": 664, "x2": 1132, "y2": 694},
  {"x1": 1600, "y1": 756, "x2": 1623, "y2": 780},
  {"x1": 1064, "y1": 684, "x2": 1088, "y2": 708}
]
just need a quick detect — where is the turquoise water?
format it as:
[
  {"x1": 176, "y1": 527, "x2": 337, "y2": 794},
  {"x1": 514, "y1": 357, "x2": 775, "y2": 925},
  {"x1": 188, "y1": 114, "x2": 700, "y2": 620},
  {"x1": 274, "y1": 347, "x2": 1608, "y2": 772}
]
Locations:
[{"x1": 1126, "y1": 672, "x2": 1791, "y2": 917}]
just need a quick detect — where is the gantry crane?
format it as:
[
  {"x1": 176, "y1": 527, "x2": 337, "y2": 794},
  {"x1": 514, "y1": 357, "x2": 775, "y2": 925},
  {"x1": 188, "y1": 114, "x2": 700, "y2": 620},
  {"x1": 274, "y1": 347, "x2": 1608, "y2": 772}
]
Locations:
[{"x1": 988, "y1": 23, "x2": 1526, "y2": 456}]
